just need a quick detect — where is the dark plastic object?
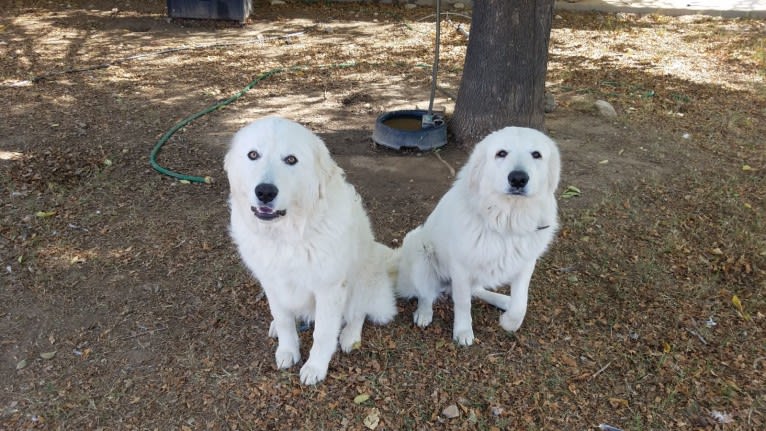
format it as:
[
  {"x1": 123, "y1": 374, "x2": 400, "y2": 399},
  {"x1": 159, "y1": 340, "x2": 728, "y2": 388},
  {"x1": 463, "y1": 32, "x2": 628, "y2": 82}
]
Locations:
[
  {"x1": 167, "y1": 0, "x2": 253, "y2": 22},
  {"x1": 372, "y1": 109, "x2": 447, "y2": 151}
]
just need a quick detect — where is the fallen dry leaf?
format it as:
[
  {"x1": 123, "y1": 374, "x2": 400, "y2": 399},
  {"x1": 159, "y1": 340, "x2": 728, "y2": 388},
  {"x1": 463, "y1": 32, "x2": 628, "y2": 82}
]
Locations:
[
  {"x1": 353, "y1": 393, "x2": 370, "y2": 404},
  {"x1": 363, "y1": 407, "x2": 380, "y2": 430},
  {"x1": 608, "y1": 397, "x2": 629, "y2": 409},
  {"x1": 40, "y1": 351, "x2": 57, "y2": 360}
]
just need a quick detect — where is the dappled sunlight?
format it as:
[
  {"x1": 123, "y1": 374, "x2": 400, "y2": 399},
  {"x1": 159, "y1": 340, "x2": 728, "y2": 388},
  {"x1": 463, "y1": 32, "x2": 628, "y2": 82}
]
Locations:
[
  {"x1": 215, "y1": 72, "x2": 451, "y2": 139},
  {"x1": 549, "y1": 17, "x2": 766, "y2": 91},
  {"x1": 549, "y1": 15, "x2": 765, "y2": 89},
  {"x1": 0, "y1": 150, "x2": 24, "y2": 161},
  {"x1": 1, "y1": 2, "x2": 764, "y2": 429},
  {"x1": 35, "y1": 244, "x2": 99, "y2": 269},
  {"x1": 34, "y1": 242, "x2": 145, "y2": 271}
]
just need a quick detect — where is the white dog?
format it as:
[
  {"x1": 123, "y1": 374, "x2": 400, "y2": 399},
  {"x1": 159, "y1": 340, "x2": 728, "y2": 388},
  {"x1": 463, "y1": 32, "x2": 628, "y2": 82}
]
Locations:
[
  {"x1": 396, "y1": 126, "x2": 560, "y2": 346},
  {"x1": 225, "y1": 117, "x2": 398, "y2": 385}
]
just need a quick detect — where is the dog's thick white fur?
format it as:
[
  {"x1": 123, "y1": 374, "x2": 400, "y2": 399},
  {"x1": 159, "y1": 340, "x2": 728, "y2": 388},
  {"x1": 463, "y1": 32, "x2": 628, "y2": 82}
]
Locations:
[
  {"x1": 397, "y1": 126, "x2": 560, "y2": 346},
  {"x1": 225, "y1": 117, "x2": 397, "y2": 385}
]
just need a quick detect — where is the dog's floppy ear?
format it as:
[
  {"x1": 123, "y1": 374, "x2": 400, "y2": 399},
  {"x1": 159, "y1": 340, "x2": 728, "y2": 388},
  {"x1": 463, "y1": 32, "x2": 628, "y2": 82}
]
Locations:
[
  {"x1": 546, "y1": 137, "x2": 561, "y2": 195},
  {"x1": 224, "y1": 125, "x2": 248, "y2": 176},
  {"x1": 313, "y1": 135, "x2": 343, "y2": 198},
  {"x1": 465, "y1": 141, "x2": 488, "y2": 190},
  {"x1": 223, "y1": 141, "x2": 234, "y2": 174}
]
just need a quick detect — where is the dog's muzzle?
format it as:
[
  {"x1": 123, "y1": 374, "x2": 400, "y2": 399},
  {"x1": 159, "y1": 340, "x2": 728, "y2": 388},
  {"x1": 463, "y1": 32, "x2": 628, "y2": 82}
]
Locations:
[
  {"x1": 252, "y1": 183, "x2": 285, "y2": 220},
  {"x1": 507, "y1": 170, "x2": 529, "y2": 195}
]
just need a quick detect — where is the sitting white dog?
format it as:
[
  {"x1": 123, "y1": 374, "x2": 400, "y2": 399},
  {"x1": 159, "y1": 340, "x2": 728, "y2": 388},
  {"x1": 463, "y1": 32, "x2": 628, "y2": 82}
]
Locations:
[
  {"x1": 225, "y1": 117, "x2": 398, "y2": 384},
  {"x1": 396, "y1": 126, "x2": 561, "y2": 345}
]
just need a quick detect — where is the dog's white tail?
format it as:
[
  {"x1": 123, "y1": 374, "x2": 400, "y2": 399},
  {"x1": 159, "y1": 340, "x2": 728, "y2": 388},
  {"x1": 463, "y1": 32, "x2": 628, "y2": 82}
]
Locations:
[
  {"x1": 393, "y1": 226, "x2": 424, "y2": 299},
  {"x1": 360, "y1": 242, "x2": 400, "y2": 325},
  {"x1": 384, "y1": 243, "x2": 401, "y2": 281}
]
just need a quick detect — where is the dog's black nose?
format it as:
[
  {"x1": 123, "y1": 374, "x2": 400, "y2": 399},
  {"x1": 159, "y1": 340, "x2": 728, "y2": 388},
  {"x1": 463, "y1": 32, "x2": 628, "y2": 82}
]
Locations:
[
  {"x1": 508, "y1": 170, "x2": 529, "y2": 189},
  {"x1": 255, "y1": 183, "x2": 279, "y2": 203}
]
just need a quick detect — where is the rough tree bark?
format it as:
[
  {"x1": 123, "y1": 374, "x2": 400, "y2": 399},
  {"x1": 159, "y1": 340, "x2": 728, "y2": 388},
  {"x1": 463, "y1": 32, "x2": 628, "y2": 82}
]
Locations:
[{"x1": 451, "y1": 0, "x2": 555, "y2": 148}]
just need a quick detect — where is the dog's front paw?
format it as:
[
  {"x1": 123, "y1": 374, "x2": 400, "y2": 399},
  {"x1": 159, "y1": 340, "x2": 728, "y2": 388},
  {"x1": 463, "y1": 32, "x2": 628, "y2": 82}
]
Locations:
[
  {"x1": 499, "y1": 311, "x2": 525, "y2": 333},
  {"x1": 413, "y1": 308, "x2": 433, "y2": 328},
  {"x1": 299, "y1": 361, "x2": 328, "y2": 385},
  {"x1": 275, "y1": 347, "x2": 300, "y2": 369},
  {"x1": 339, "y1": 329, "x2": 361, "y2": 353},
  {"x1": 453, "y1": 328, "x2": 475, "y2": 346}
]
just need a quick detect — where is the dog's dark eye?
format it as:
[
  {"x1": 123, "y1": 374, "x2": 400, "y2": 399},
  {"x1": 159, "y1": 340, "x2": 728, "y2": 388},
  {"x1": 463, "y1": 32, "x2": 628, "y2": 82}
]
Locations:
[
  {"x1": 284, "y1": 155, "x2": 298, "y2": 165},
  {"x1": 495, "y1": 150, "x2": 508, "y2": 158},
  {"x1": 247, "y1": 150, "x2": 260, "y2": 160},
  {"x1": 531, "y1": 151, "x2": 542, "y2": 159}
]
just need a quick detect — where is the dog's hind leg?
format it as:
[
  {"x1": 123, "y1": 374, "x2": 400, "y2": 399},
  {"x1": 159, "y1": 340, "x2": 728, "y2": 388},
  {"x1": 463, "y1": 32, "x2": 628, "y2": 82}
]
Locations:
[
  {"x1": 397, "y1": 233, "x2": 440, "y2": 328},
  {"x1": 339, "y1": 315, "x2": 364, "y2": 353},
  {"x1": 409, "y1": 258, "x2": 439, "y2": 327},
  {"x1": 413, "y1": 295, "x2": 436, "y2": 328}
]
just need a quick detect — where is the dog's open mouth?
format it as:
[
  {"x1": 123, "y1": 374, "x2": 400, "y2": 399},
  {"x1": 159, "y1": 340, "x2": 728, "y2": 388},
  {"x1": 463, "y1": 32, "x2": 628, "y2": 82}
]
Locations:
[
  {"x1": 507, "y1": 189, "x2": 527, "y2": 196},
  {"x1": 251, "y1": 206, "x2": 286, "y2": 221}
]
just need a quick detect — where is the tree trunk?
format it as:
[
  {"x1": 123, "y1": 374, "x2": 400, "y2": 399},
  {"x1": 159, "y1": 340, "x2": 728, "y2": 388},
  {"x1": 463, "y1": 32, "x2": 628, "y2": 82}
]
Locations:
[{"x1": 451, "y1": 0, "x2": 554, "y2": 148}]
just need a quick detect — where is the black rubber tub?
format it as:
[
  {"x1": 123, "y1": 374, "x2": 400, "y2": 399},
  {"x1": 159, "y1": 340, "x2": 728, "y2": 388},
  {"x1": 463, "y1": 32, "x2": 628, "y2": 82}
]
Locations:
[
  {"x1": 372, "y1": 109, "x2": 447, "y2": 151},
  {"x1": 167, "y1": 0, "x2": 252, "y2": 22}
]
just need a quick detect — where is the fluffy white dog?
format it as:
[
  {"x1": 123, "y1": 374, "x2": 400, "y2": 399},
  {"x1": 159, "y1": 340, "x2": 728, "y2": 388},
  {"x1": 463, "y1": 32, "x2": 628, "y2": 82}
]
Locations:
[
  {"x1": 225, "y1": 117, "x2": 397, "y2": 384},
  {"x1": 397, "y1": 126, "x2": 561, "y2": 346}
]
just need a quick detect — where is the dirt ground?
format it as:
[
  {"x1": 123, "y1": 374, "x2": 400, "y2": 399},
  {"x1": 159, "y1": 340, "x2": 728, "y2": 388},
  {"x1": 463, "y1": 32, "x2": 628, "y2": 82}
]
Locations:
[{"x1": 1, "y1": 1, "x2": 765, "y2": 430}]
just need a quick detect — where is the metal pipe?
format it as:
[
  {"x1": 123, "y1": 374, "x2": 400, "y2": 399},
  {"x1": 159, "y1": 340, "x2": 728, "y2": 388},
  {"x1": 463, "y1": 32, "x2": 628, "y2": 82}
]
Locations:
[{"x1": 427, "y1": 0, "x2": 441, "y2": 116}]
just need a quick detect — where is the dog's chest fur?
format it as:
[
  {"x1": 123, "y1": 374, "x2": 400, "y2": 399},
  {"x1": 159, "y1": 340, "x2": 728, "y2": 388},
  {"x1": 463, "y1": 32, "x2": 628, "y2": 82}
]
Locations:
[
  {"x1": 229, "y1": 186, "x2": 367, "y2": 296},
  {"x1": 464, "y1": 227, "x2": 553, "y2": 287},
  {"x1": 234, "y1": 216, "x2": 350, "y2": 284},
  {"x1": 427, "y1": 189, "x2": 557, "y2": 289}
]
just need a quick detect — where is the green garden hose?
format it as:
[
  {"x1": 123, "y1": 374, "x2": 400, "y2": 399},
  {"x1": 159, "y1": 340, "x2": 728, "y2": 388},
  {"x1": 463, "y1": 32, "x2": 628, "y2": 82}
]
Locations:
[
  {"x1": 150, "y1": 62, "x2": 358, "y2": 184},
  {"x1": 149, "y1": 67, "x2": 283, "y2": 184}
]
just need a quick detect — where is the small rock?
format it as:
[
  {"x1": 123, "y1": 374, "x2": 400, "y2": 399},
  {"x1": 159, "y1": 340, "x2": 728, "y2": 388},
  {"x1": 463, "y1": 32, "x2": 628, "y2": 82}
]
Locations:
[
  {"x1": 404, "y1": 4, "x2": 417, "y2": 10},
  {"x1": 569, "y1": 94, "x2": 596, "y2": 112},
  {"x1": 442, "y1": 404, "x2": 460, "y2": 419},
  {"x1": 491, "y1": 406, "x2": 504, "y2": 416},
  {"x1": 453, "y1": 2, "x2": 465, "y2": 10},
  {"x1": 544, "y1": 91, "x2": 556, "y2": 113},
  {"x1": 594, "y1": 100, "x2": 617, "y2": 118},
  {"x1": 270, "y1": 0, "x2": 285, "y2": 5}
]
